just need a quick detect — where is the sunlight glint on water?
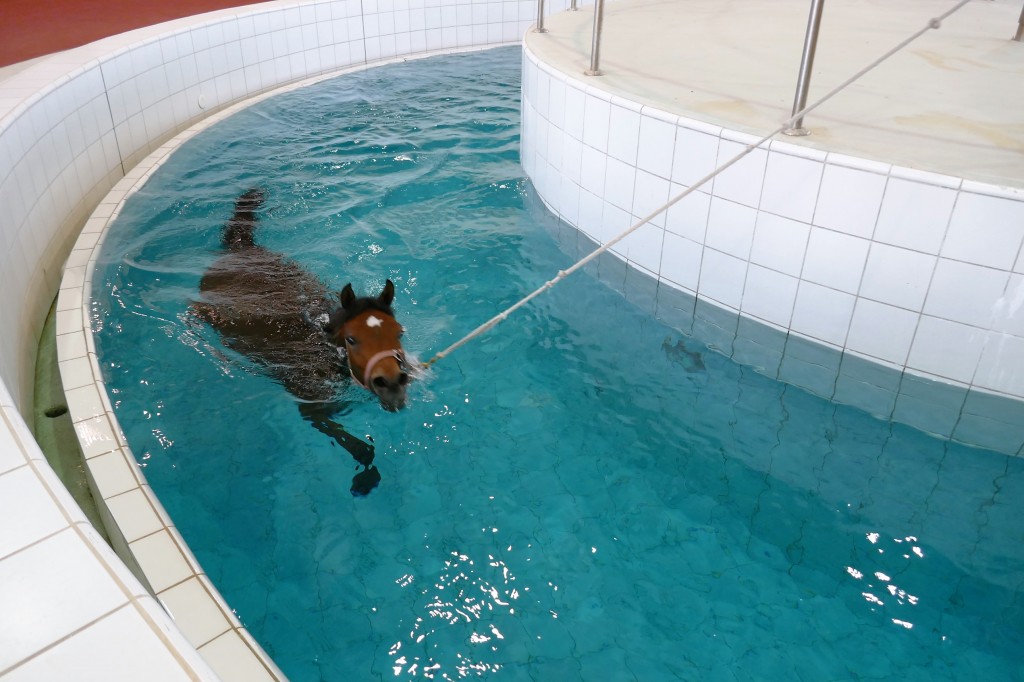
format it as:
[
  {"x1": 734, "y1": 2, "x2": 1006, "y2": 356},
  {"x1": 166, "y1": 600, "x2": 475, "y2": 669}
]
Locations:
[{"x1": 92, "y1": 47, "x2": 1024, "y2": 681}]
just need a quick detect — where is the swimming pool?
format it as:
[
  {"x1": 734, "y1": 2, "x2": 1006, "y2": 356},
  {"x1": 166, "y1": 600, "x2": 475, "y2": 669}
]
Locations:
[{"x1": 92, "y1": 46, "x2": 1024, "y2": 681}]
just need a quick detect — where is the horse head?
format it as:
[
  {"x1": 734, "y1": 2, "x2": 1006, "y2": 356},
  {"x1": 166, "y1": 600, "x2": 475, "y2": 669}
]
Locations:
[{"x1": 327, "y1": 279, "x2": 409, "y2": 411}]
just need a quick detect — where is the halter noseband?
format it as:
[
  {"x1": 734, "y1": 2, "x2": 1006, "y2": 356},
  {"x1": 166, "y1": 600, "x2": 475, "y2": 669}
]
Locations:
[{"x1": 346, "y1": 347, "x2": 407, "y2": 390}]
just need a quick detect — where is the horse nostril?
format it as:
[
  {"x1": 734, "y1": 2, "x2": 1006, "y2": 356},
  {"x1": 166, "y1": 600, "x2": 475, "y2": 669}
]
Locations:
[{"x1": 371, "y1": 373, "x2": 409, "y2": 390}]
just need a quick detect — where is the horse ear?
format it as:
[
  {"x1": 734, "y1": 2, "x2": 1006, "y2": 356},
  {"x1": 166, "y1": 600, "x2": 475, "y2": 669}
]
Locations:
[
  {"x1": 379, "y1": 279, "x2": 395, "y2": 307},
  {"x1": 340, "y1": 283, "x2": 355, "y2": 309}
]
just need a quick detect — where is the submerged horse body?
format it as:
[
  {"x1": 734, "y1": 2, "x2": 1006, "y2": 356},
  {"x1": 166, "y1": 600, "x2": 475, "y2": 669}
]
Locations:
[{"x1": 192, "y1": 189, "x2": 409, "y2": 495}]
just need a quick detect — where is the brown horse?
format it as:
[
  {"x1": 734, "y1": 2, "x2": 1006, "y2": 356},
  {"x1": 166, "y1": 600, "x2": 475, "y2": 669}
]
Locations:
[{"x1": 192, "y1": 189, "x2": 410, "y2": 495}]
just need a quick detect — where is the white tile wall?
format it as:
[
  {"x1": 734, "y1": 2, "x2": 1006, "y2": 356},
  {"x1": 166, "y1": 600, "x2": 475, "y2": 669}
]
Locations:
[
  {"x1": 1, "y1": 1, "x2": 539, "y2": 680},
  {"x1": 3, "y1": 13, "x2": 1023, "y2": 678},
  {"x1": 522, "y1": 40, "x2": 1024, "y2": 451}
]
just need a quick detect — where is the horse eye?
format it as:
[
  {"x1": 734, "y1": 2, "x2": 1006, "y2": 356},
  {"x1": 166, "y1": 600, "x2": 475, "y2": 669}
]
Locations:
[{"x1": 345, "y1": 336, "x2": 357, "y2": 345}]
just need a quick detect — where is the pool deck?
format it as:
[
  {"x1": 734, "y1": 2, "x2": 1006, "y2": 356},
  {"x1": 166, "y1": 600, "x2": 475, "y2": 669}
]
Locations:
[
  {"x1": 526, "y1": 0, "x2": 1024, "y2": 189},
  {"x1": 1, "y1": 0, "x2": 1022, "y2": 680}
]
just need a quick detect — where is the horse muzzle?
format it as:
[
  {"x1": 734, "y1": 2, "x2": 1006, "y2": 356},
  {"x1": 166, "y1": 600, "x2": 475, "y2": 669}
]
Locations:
[{"x1": 359, "y1": 349, "x2": 410, "y2": 411}]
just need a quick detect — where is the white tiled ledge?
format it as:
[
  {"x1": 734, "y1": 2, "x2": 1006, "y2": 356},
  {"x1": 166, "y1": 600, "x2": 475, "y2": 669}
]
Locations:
[
  {"x1": 0, "y1": 389, "x2": 220, "y2": 681},
  {"x1": 521, "y1": 43, "x2": 1024, "y2": 455},
  {"x1": 0, "y1": 0, "x2": 553, "y2": 679}
]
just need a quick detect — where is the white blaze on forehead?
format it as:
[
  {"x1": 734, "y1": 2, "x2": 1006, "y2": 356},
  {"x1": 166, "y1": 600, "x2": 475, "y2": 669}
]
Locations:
[{"x1": 365, "y1": 315, "x2": 383, "y2": 328}]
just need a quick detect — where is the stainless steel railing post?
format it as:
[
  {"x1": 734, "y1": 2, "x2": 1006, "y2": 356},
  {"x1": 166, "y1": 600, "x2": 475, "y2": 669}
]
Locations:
[
  {"x1": 571, "y1": 0, "x2": 579, "y2": 11},
  {"x1": 535, "y1": 0, "x2": 548, "y2": 33},
  {"x1": 1014, "y1": 3, "x2": 1024, "y2": 41},
  {"x1": 784, "y1": 0, "x2": 826, "y2": 136},
  {"x1": 585, "y1": 0, "x2": 606, "y2": 76}
]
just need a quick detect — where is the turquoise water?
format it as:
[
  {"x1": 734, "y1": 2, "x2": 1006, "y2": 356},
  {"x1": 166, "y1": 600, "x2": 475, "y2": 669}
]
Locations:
[{"x1": 93, "y1": 47, "x2": 1024, "y2": 681}]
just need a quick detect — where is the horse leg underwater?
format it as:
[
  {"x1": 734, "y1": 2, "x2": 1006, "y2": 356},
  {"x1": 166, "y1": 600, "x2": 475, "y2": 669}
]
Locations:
[
  {"x1": 298, "y1": 402, "x2": 381, "y2": 496},
  {"x1": 193, "y1": 189, "x2": 410, "y2": 495}
]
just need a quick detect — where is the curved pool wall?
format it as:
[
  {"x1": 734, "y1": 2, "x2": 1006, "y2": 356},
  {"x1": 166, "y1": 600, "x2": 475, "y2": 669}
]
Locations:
[
  {"x1": 519, "y1": 41, "x2": 1024, "y2": 456},
  {"x1": 3, "y1": 0, "x2": 1021, "y2": 678},
  {"x1": 0, "y1": 0, "x2": 545, "y2": 679}
]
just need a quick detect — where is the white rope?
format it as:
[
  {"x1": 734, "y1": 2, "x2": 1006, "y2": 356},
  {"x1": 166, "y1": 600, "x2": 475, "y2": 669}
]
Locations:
[{"x1": 423, "y1": 0, "x2": 972, "y2": 368}]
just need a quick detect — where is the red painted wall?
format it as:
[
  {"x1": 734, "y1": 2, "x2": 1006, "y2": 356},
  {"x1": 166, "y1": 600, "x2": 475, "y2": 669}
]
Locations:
[{"x1": 0, "y1": 0, "x2": 267, "y2": 67}]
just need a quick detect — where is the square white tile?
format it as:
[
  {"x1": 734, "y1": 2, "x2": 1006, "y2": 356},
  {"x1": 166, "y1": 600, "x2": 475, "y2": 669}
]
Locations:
[
  {"x1": 556, "y1": 176, "x2": 580, "y2": 225},
  {"x1": 563, "y1": 84, "x2": 585, "y2": 141},
  {"x1": 790, "y1": 281, "x2": 855, "y2": 347},
  {"x1": 661, "y1": 233, "x2": 702, "y2": 293},
  {"x1": 845, "y1": 298, "x2": 919, "y2": 366},
  {"x1": 942, "y1": 191, "x2": 1024, "y2": 270},
  {"x1": 104, "y1": 488, "x2": 164, "y2": 543},
  {"x1": 577, "y1": 189, "x2": 603, "y2": 243},
  {"x1": 159, "y1": 577, "x2": 232, "y2": 649},
  {"x1": 698, "y1": 248, "x2": 747, "y2": 309},
  {"x1": 671, "y1": 125, "x2": 719, "y2": 188},
  {"x1": 0, "y1": 466, "x2": 70, "y2": 560},
  {"x1": 87, "y1": 449, "x2": 140, "y2": 499},
  {"x1": 200, "y1": 630, "x2": 278, "y2": 682},
  {"x1": 561, "y1": 133, "x2": 582, "y2": 183},
  {"x1": 664, "y1": 187, "x2": 710, "y2": 242},
  {"x1": 749, "y1": 212, "x2": 810, "y2": 277},
  {"x1": 582, "y1": 94, "x2": 610, "y2": 152},
  {"x1": 907, "y1": 315, "x2": 987, "y2": 384},
  {"x1": 800, "y1": 227, "x2": 869, "y2": 294},
  {"x1": 712, "y1": 139, "x2": 766, "y2": 209},
  {"x1": 993, "y1": 274, "x2": 1024, "y2": 336},
  {"x1": 547, "y1": 76, "x2": 566, "y2": 129},
  {"x1": 973, "y1": 332, "x2": 1024, "y2": 396},
  {"x1": 579, "y1": 144, "x2": 607, "y2": 196},
  {"x1": 621, "y1": 220, "x2": 664, "y2": 274},
  {"x1": 637, "y1": 114, "x2": 677, "y2": 180},
  {"x1": 129, "y1": 530, "x2": 195, "y2": 594},
  {"x1": 600, "y1": 201, "x2": 631, "y2": 247},
  {"x1": 544, "y1": 121, "x2": 562, "y2": 167},
  {"x1": 705, "y1": 197, "x2": 756, "y2": 260},
  {"x1": 759, "y1": 150, "x2": 823, "y2": 224},
  {"x1": 607, "y1": 102, "x2": 641, "y2": 165},
  {"x1": 3, "y1": 603, "x2": 205, "y2": 682},
  {"x1": 0, "y1": 529, "x2": 127, "y2": 672},
  {"x1": 873, "y1": 177, "x2": 956, "y2": 254},
  {"x1": 603, "y1": 156, "x2": 636, "y2": 213},
  {"x1": 814, "y1": 163, "x2": 886, "y2": 238},
  {"x1": 632, "y1": 169, "x2": 670, "y2": 227},
  {"x1": 924, "y1": 258, "x2": 1009, "y2": 329},
  {"x1": 859, "y1": 242, "x2": 937, "y2": 312},
  {"x1": 741, "y1": 265, "x2": 798, "y2": 328}
]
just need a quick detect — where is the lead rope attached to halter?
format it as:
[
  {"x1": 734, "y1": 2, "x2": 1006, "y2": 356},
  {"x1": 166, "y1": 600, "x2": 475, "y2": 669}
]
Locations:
[{"x1": 421, "y1": 0, "x2": 972, "y2": 369}]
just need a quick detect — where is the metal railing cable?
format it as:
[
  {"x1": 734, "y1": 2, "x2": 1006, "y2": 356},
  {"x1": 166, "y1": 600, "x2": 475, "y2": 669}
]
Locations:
[{"x1": 421, "y1": 0, "x2": 972, "y2": 369}]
